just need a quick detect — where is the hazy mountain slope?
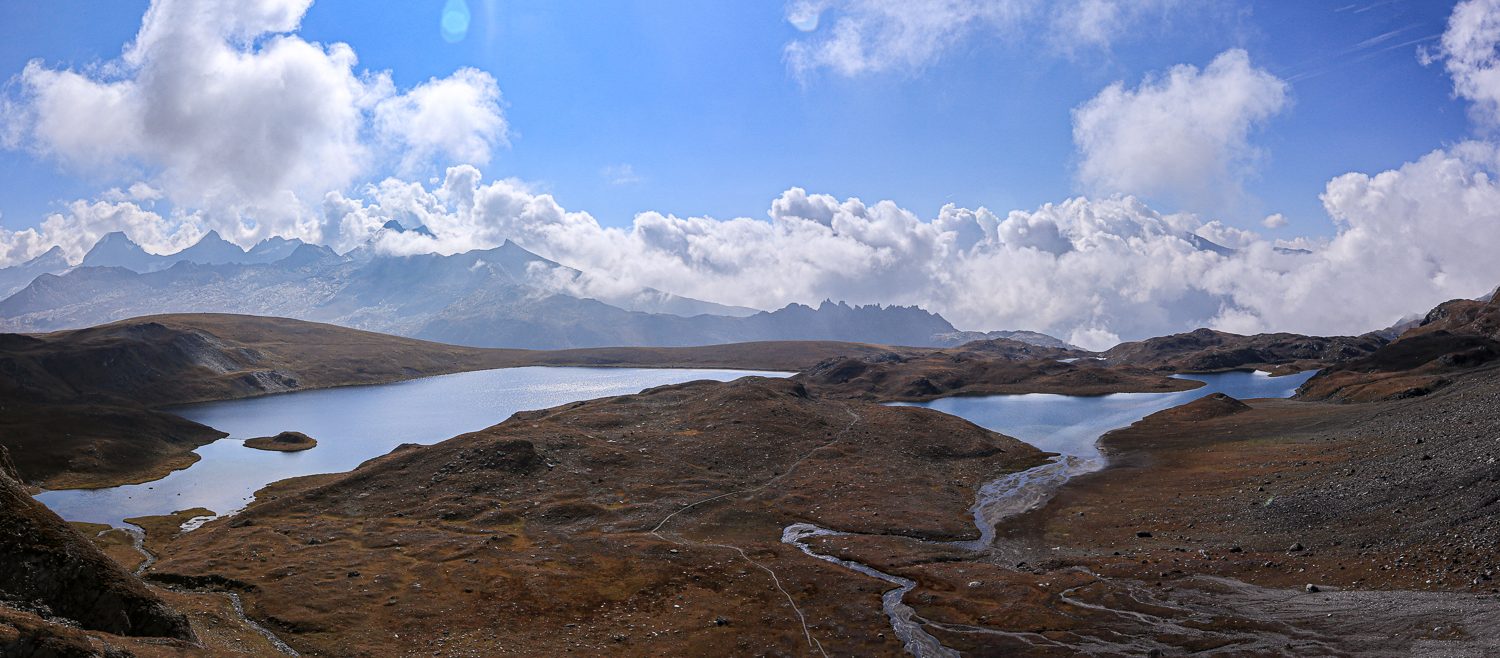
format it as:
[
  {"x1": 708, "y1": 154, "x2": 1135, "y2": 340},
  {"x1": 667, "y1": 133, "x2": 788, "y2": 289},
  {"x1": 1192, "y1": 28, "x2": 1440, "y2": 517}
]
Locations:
[
  {"x1": 932, "y1": 328, "x2": 1081, "y2": 350},
  {"x1": 79, "y1": 231, "x2": 166, "y2": 271},
  {"x1": 0, "y1": 235, "x2": 974, "y2": 348},
  {"x1": 77, "y1": 230, "x2": 309, "y2": 273},
  {"x1": 0, "y1": 246, "x2": 70, "y2": 298}
]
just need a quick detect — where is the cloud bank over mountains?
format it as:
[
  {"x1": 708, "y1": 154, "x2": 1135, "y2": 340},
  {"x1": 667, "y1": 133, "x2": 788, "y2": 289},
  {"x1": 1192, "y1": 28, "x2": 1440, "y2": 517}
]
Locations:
[
  {"x1": 1, "y1": 0, "x2": 504, "y2": 250},
  {"x1": 3, "y1": 0, "x2": 1500, "y2": 350}
]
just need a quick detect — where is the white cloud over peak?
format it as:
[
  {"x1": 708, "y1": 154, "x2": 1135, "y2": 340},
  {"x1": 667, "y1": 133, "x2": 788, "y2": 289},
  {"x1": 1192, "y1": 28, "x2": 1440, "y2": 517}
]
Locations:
[
  {"x1": 1, "y1": 0, "x2": 505, "y2": 247},
  {"x1": 304, "y1": 153, "x2": 1500, "y2": 349},
  {"x1": 0, "y1": 199, "x2": 203, "y2": 266},
  {"x1": 5, "y1": 144, "x2": 1498, "y2": 349},
  {"x1": 1072, "y1": 49, "x2": 1289, "y2": 212}
]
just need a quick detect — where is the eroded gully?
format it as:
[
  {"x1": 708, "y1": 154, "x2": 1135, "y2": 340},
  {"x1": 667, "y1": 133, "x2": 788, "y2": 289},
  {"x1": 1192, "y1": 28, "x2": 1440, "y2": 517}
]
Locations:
[
  {"x1": 106, "y1": 523, "x2": 300, "y2": 655},
  {"x1": 780, "y1": 372, "x2": 1311, "y2": 657}
]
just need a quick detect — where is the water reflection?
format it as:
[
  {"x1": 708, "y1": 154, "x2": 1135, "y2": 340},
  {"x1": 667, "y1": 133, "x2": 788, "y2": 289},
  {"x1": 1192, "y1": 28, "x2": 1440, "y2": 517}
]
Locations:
[{"x1": 38, "y1": 366, "x2": 780, "y2": 525}]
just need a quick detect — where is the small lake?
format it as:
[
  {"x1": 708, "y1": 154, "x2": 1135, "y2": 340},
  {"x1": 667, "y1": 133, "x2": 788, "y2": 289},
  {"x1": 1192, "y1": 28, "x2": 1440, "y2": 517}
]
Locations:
[
  {"x1": 803, "y1": 369, "x2": 1318, "y2": 655},
  {"x1": 899, "y1": 369, "x2": 1316, "y2": 465},
  {"x1": 38, "y1": 366, "x2": 780, "y2": 526}
]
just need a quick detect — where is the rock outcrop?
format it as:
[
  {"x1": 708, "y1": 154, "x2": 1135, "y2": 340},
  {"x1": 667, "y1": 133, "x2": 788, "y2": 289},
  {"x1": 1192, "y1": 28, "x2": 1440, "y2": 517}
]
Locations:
[{"x1": 0, "y1": 450, "x2": 193, "y2": 641}]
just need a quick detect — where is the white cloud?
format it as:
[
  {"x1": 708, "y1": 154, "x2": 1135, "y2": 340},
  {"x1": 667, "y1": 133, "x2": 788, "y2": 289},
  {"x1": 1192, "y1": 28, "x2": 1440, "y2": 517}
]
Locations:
[
  {"x1": 1072, "y1": 49, "x2": 1289, "y2": 212},
  {"x1": 784, "y1": 0, "x2": 1030, "y2": 77},
  {"x1": 7, "y1": 145, "x2": 1500, "y2": 349},
  {"x1": 373, "y1": 67, "x2": 506, "y2": 175},
  {"x1": 2, "y1": 0, "x2": 506, "y2": 247},
  {"x1": 784, "y1": 0, "x2": 1203, "y2": 78},
  {"x1": 3, "y1": 0, "x2": 1498, "y2": 356},
  {"x1": 1048, "y1": 0, "x2": 1184, "y2": 56},
  {"x1": 601, "y1": 164, "x2": 644, "y2": 186},
  {"x1": 1424, "y1": 0, "x2": 1500, "y2": 128},
  {"x1": 0, "y1": 199, "x2": 203, "y2": 266},
  {"x1": 1261, "y1": 212, "x2": 1288, "y2": 228},
  {"x1": 305, "y1": 147, "x2": 1500, "y2": 347}
]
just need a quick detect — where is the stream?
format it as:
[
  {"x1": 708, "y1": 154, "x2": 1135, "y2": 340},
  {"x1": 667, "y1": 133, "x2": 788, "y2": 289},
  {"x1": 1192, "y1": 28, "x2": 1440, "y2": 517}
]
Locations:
[{"x1": 781, "y1": 370, "x2": 1315, "y2": 657}]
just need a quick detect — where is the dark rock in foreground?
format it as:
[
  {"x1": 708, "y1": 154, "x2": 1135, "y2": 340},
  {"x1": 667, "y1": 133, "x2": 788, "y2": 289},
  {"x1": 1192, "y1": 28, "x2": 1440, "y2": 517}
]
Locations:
[{"x1": 0, "y1": 450, "x2": 193, "y2": 641}]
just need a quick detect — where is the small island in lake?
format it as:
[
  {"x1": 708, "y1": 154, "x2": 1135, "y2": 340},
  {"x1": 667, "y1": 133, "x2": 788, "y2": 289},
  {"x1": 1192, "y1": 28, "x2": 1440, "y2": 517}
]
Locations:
[{"x1": 244, "y1": 431, "x2": 317, "y2": 452}]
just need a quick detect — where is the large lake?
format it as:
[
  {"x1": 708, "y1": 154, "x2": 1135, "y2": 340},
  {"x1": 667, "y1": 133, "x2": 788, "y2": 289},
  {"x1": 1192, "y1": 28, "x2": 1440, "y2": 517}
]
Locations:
[
  {"x1": 38, "y1": 367, "x2": 1314, "y2": 529},
  {"x1": 38, "y1": 366, "x2": 780, "y2": 525}
]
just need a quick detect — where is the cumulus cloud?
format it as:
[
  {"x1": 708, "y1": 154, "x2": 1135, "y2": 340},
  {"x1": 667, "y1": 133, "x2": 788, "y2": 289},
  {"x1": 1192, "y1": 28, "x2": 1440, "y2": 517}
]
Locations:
[
  {"x1": 1424, "y1": 0, "x2": 1500, "y2": 127},
  {"x1": 0, "y1": 199, "x2": 203, "y2": 265},
  {"x1": 4, "y1": 0, "x2": 1499, "y2": 355},
  {"x1": 1072, "y1": 49, "x2": 1289, "y2": 212},
  {"x1": 1, "y1": 0, "x2": 505, "y2": 246},
  {"x1": 1261, "y1": 213, "x2": 1288, "y2": 229},
  {"x1": 373, "y1": 68, "x2": 507, "y2": 175},
  {"x1": 306, "y1": 153, "x2": 1500, "y2": 348}
]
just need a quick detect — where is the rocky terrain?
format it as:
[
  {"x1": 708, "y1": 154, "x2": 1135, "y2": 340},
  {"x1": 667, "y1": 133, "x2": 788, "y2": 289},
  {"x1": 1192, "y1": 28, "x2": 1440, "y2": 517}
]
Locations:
[
  {"x1": 0, "y1": 449, "x2": 197, "y2": 653},
  {"x1": 894, "y1": 358, "x2": 1500, "y2": 654},
  {"x1": 109, "y1": 298, "x2": 1500, "y2": 655},
  {"x1": 147, "y1": 377, "x2": 1047, "y2": 656},
  {"x1": 1300, "y1": 291, "x2": 1500, "y2": 402},
  {"x1": 1103, "y1": 327, "x2": 1387, "y2": 374},
  {"x1": 796, "y1": 338, "x2": 1199, "y2": 401},
  {"x1": 4, "y1": 291, "x2": 1497, "y2": 655}
]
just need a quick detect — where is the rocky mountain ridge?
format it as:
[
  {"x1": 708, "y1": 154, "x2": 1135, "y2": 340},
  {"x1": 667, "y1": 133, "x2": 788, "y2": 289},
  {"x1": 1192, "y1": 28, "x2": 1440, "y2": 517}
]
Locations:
[{"x1": 0, "y1": 232, "x2": 1067, "y2": 350}]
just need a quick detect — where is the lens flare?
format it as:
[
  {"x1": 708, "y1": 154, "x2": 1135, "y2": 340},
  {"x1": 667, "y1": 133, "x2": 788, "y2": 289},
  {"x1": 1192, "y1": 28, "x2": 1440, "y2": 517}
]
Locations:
[
  {"x1": 787, "y1": 1, "x2": 821, "y2": 32},
  {"x1": 441, "y1": 0, "x2": 471, "y2": 43}
]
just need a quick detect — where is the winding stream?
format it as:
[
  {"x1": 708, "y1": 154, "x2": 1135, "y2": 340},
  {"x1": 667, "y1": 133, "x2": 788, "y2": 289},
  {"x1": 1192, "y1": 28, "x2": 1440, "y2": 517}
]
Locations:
[{"x1": 782, "y1": 370, "x2": 1316, "y2": 657}]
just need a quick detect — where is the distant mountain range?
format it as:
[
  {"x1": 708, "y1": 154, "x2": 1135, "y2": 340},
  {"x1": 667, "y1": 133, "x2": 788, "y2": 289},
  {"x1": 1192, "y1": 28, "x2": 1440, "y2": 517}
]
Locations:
[
  {"x1": 80, "y1": 230, "x2": 304, "y2": 272},
  {"x1": 0, "y1": 246, "x2": 70, "y2": 298},
  {"x1": 0, "y1": 231, "x2": 1071, "y2": 350}
]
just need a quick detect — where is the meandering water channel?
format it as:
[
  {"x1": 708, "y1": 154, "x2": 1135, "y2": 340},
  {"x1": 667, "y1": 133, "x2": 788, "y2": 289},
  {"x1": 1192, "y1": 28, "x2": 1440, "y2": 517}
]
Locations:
[
  {"x1": 783, "y1": 369, "x2": 1317, "y2": 657},
  {"x1": 38, "y1": 366, "x2": 780, "y2": 526}
]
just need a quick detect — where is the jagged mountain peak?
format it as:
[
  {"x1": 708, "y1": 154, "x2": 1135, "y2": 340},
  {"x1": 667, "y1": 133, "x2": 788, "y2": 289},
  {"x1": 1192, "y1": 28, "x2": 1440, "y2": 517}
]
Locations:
[
  {"x1": 28, "y1": 245, "x2": 69, "y2": 267},
  {"x1": 380, "y1": 220, "x2": 436, "y2": 237},
  {"x1": 81, "y1": 232, "x2": 154, "y2": 271}
]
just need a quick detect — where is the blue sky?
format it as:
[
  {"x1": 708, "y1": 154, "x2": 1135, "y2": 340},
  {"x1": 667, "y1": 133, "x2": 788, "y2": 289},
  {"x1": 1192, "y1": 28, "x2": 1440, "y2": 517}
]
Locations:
[
  {"x1": 4, "y1": 0, "x2": 1500, "y2": 346},
  {"x1": 0, "y1": 0, "x2": 1469, "y2": 239}
]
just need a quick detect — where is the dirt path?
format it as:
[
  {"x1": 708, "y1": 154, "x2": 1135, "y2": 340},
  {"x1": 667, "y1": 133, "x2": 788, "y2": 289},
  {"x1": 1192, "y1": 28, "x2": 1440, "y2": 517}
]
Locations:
[{"x1": 648, "y1": 407, "x2": 863, "y2": 658}]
